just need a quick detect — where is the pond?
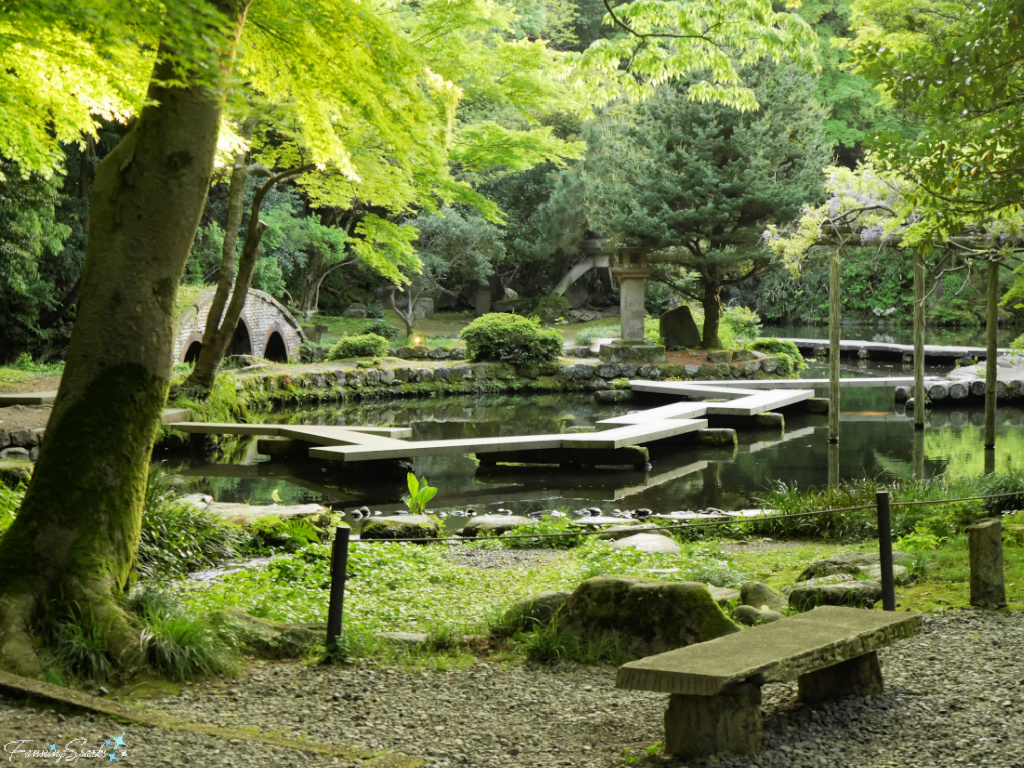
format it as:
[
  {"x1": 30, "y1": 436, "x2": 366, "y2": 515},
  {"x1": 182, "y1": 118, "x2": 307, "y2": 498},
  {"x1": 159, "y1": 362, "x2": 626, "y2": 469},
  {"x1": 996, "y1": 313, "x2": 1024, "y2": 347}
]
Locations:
[{"x1": 164, "y1": 358, "x2": 1024, "y2": 522}]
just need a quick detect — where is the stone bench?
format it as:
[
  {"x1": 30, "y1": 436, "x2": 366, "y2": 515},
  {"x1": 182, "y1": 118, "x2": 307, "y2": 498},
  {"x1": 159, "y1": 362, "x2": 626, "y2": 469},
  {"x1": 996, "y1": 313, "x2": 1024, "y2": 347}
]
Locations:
[{"x1": 615, "y1": 606, "x2": 922, "y2": 759}]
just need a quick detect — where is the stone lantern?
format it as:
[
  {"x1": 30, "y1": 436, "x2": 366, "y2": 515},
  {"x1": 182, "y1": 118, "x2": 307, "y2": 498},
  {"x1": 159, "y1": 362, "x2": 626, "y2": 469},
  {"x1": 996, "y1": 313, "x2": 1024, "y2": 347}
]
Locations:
[
  {"x1": 588, "y1": 242, "x2": 666, "y2": 365},
  {"x1": 611, "y1": 247, "x2": 654, "y2": 342}
]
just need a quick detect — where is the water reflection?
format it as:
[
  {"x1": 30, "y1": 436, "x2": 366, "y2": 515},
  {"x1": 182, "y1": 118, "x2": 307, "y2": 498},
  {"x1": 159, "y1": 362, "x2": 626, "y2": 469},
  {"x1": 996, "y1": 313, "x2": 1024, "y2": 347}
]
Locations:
[{"x1": 166, "y1": 388, "x2": 1024, "y2": 515}]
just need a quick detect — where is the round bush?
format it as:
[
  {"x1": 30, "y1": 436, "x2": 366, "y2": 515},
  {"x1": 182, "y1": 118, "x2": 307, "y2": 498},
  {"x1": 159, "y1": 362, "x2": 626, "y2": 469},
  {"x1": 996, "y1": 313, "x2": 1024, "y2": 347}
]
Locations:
[
  {"x1": 534, "y1": 295, "x2": 570, "y2": 324},
  {"x1": 327, "y1": 333, "x2": 390, "y2": 360},
  {"x1": 749, "y1": 337, "x2": 806, "y2": 373},
  {"x1": 461, "y1": 313, "x2": 563, "y2": 365}
]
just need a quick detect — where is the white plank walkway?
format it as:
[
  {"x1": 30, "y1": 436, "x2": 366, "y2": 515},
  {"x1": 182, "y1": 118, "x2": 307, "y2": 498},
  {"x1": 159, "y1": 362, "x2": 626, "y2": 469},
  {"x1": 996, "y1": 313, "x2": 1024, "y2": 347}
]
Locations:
[
  {"x1": 660, "y1": 376, "x2": 917, "y2": 390},
  {"x1": 598, "y1": 401, "x2": 710, "y2": 425},
  {"x1": 628, "y1": 380, "x2": 815, "y2": 416},
  {"x1": 170, "y1": 377, "x2": 821, "y2": 467},
  {"x1": 783, "y1": 337, "x2": 1007, "y2": 360}
]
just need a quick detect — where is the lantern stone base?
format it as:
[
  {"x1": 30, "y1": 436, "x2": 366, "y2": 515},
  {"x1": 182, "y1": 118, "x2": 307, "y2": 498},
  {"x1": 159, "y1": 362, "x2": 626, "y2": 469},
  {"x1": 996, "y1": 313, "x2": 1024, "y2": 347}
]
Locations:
[{"x1": 598, "y1": 340, "x2": 666, "y2": 365}]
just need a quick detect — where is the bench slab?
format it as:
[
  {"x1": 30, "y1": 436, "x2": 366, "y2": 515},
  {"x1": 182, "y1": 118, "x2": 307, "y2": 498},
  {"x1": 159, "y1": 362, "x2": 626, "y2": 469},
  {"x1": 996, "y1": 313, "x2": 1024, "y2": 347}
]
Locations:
[
  {"x1": 618, "y1": 610, "x2": 925, "y2": 761},
  {"x1": 618, "y1": 607, "x2": 922, "y2": 759},
  {"x1": 617, "y1": 606, "x2": 921, "y2": 697}
]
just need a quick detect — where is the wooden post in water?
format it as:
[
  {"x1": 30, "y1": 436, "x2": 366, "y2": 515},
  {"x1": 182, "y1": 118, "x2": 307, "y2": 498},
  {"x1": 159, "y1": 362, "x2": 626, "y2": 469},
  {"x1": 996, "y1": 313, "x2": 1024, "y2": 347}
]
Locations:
[
  {"x1": 913, "y1": 252, "x2": 926, "y2": 430},
  {"x1": 828, "y1": 246, "x2": 841, "y2": 444},
  {"x1": 984, "y1": 258, "x2": 1000, "y2": 449}
]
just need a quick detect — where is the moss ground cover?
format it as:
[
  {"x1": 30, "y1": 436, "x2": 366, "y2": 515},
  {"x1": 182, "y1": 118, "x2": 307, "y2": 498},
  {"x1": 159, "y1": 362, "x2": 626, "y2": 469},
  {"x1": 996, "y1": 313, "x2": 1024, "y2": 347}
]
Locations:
[{"x1": 172, "y1": 539, "x2": 753, "y2": 636}]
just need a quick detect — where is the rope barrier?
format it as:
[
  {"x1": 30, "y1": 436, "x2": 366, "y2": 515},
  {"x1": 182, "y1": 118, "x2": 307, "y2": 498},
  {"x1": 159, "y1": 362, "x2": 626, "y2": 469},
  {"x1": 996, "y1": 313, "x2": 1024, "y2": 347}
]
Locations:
[{"x1": 343, "y1": 489, "x2": 1023, "y2": 545}]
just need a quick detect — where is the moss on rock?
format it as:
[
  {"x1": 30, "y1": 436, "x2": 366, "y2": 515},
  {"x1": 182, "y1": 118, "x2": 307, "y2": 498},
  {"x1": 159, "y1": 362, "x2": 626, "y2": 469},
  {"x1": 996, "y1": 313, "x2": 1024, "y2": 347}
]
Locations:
[
  {"x1": 556, "y1": 575, "x2": 740, "y2": 655},
  {"x1": 360, "y1": 515, "x2": 440, "y2": 541}
]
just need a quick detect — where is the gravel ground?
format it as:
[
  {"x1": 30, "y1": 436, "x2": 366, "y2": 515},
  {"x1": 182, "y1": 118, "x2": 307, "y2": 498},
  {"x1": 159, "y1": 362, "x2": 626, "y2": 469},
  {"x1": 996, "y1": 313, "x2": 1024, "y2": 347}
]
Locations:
[{"x1": 2, "y1": 610, "x2": 1022, "y2": 767}]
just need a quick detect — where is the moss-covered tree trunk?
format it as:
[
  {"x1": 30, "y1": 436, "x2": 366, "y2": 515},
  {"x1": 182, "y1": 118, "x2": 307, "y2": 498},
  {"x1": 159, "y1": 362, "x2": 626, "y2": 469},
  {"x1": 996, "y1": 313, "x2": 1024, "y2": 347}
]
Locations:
[
  {"x1": 0, "y1": 16, "x2": 241, "y2": 676},
  {"x1": 700, "y1": 278, "x2": 723, "y2": 349}
]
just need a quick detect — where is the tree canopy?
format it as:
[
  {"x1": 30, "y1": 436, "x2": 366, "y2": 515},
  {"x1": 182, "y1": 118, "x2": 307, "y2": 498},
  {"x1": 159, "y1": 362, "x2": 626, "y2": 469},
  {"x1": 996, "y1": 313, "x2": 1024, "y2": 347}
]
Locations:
[{"x1": 583, "y1": 65, "x2": 829, "y2": 347}]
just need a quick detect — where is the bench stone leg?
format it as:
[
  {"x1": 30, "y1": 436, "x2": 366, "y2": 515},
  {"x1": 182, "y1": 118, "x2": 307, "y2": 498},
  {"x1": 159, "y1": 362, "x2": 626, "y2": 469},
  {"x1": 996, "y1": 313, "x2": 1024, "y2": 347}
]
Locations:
[
  {"x1": 664, "y1": 682, "x2": 762, "y2": 758},
  {"x1": 798, "y1": 651, "x2": 883, "y2": 704}
]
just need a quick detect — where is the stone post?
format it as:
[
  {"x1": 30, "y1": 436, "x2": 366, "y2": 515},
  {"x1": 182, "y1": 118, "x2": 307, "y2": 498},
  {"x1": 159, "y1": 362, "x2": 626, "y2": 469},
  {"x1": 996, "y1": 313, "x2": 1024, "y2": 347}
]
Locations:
[
  {"x1": 664, "y1": 683, "x2": 762, "y2": 758},
  {"x1": 968, "y1": 518, "x2": 1007, "y2": 609},
  {"x1": 612, "y1": 266, "x2": 654, "y2": 341}
]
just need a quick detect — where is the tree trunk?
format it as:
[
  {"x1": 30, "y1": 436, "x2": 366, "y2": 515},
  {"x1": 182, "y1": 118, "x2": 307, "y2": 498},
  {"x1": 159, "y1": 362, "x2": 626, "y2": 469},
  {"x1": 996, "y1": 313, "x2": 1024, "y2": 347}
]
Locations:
[
  {"x1": 0, "y1": 17, "x2": 241, "y2": 677},
  {"x1": 185, "y1": 117, "x2": 257, "y2": 389},
  {"x1": 187, "y1": 164, "x2": 312, "y2": 390},
  {"x1": 389, "y1": 287, "x2": 416, "y2": 337},
  {"x1": 700, "y1": 279, "x2": 722, "y2": 349}
]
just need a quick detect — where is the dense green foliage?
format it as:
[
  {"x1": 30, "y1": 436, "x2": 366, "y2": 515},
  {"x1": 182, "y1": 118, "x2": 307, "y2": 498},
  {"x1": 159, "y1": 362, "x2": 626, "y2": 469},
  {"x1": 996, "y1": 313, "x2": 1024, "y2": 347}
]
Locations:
[
  {"x1": 752, "y1": 470, "x2": 1024, "y2": 541},
  {"x1": 327, "y1": 333, "x2": 390, "y2": 360},
  {"x1": 363, "y1": 320, "x2": 404, "y2": 341},
  {"x1": 461, "y1": 313, "x2": 563, "y2": 364},
  {"x1": 747, "y1": 338, "x2": 806, "y2": 374},
  {"x1": 135, "y1": 469, "x2": 244, "y2": 581},
  {"x1": 582, "y1": 67, "x2": 829, "y2": 348}
]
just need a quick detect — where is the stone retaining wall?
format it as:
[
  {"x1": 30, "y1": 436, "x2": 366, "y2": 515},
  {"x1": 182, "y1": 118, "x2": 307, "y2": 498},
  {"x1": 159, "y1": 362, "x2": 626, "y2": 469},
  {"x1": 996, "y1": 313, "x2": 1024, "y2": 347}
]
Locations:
[
  {"x1": 0, "y1": 427, "x2": 44, "y2": 461},
  {"x1": 218, "y1": 354, "x2": 797, "y2": 410}
]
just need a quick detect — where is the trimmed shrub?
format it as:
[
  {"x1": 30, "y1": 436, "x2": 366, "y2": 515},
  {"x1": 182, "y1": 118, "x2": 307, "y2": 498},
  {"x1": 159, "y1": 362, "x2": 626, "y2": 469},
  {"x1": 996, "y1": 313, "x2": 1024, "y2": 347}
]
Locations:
[
  {"x1": 749, "y1": 337, "x2": 806, "y2": 373},
  {"x1": 327, "y1": 333, "x2": 389, "y2": 360},
  {"x1": 461, "y1": 313, "x2": 563, "y2": 364},
  {"x1": 535, "y1": 295, "x2": 570, "y2": 324},
  {"x1": 363, "y1": 320, "x2": 403, "y2": 341}
]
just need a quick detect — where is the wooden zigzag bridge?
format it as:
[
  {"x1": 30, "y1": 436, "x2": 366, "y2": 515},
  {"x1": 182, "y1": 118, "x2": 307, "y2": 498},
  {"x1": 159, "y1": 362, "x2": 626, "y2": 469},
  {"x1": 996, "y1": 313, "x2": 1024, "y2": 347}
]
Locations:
[{"x1": 173, "y1": 380, "x2": 825, "y2": 472}]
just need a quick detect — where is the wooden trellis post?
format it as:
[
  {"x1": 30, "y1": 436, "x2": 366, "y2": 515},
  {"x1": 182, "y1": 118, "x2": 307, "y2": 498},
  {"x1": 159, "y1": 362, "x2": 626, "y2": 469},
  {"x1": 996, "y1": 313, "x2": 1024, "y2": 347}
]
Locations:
[
  {"x1": 984, "y1": 258, "x2": 1000, "y2": 450},
  {"x1": 828, "y1": 246, "x2": 841, "y2": 444},
  {"x1": 913, "y1": 252, "x2": 926, "y2": 430}
]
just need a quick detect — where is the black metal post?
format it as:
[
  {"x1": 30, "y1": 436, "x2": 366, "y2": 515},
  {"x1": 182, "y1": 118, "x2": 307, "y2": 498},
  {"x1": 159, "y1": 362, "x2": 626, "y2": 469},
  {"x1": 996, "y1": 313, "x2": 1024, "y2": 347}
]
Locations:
[
  {"x1": 326, "y1": 526, "x2": 350, "y2": 650},
  {"x1": 876, "y1": 491, "x2": 896, "y2": 611}
]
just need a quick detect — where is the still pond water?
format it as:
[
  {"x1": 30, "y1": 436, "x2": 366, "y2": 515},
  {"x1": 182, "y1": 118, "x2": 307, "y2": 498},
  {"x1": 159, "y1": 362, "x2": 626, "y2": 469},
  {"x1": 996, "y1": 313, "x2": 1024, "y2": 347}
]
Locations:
[{"x1": 166, "y1": 322, "x2": 1024, "y2": 518}]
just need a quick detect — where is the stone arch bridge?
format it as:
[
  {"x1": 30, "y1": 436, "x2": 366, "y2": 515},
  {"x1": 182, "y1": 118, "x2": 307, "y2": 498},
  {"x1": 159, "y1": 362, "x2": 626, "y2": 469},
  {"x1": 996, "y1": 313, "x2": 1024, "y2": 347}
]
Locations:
[{"x1": 174, "y1": 288, "x2": 304, "y2": 364}]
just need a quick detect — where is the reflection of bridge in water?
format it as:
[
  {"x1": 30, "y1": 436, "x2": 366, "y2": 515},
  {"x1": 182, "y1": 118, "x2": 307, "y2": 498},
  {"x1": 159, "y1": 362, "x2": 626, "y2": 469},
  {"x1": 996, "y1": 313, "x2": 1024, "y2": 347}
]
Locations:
[{"x1": 174, "y1": 422, "x2": 820, "y2": 510}]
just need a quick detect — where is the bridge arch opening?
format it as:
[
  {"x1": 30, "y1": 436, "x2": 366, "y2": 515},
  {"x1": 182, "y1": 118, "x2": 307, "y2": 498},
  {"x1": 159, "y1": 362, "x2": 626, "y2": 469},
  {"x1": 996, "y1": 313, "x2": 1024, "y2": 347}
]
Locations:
[
  {"x1": 184, "y1": 341, "x2": 203, "y2": 363},
  {"x1": 227, "y1": 321, "x2": 252, "y2": 356},
  {"x1": 264, "y1": 331, "x2": 288, "y2": 363}
]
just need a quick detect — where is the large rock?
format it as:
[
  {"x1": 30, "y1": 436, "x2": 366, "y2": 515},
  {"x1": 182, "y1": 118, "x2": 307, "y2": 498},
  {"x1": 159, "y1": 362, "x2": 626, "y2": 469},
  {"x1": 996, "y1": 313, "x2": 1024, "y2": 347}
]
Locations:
[
  {"x1": 798, "y1": 551, "x2": 914, "y2": 585},
  {"x1": 661, "y1": 306, "x2": 702, "y2": 350},
  {"x1": 556, "y1": 576, "x2": 740, "y2": 655},
  {"x1": 732, "y1": 605, "x2": 785, "y2": 626},
  {"x1": 497, "y1": 590, "x2": 571, "y2": 634},
  {"x1": 595, "y1": 523, "x2": 658, "y2": 541},
  {"x1": 608, "y1": 532, "x2": 682, "y2": 554},
  {"x1": 739, "y1": 581, "x2": 786, "y2": 612},
  {"x1": 360, "y1": 515, "x2": 440, "y2": 541},
  {"x1": 788, "y1": 579, "x2": 883, "y2": 612},
  {"x1": 0, "y1": 459, "x2": 32, "y2": 488},
  {"x1": 458, "y1": 514, "x2": 538, "y2": 537},
  {"x1": 200, "y1": 501, "x2": 332, "y2": 530}
]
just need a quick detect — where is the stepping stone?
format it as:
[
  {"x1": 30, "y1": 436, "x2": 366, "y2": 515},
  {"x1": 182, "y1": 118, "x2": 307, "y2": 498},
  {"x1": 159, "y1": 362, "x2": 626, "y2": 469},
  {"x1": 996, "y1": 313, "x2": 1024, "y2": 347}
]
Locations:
[{"x1": 608, "y1": 533, "x2": 681, "y2": 554}]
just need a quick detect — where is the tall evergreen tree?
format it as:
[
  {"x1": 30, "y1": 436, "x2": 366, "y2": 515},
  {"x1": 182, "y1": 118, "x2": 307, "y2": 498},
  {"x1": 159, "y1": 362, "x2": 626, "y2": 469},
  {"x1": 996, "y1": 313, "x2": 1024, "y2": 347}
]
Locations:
[{"x1": 583, "y1": 66, "x2": 830, "y2": 347}]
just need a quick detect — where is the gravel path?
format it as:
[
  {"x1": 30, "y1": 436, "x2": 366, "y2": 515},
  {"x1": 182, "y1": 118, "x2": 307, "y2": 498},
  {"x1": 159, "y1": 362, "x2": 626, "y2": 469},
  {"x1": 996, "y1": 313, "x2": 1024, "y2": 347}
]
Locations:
[{"x1": 2, "y1": 610, "x2": 1022, "y2": 767}]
